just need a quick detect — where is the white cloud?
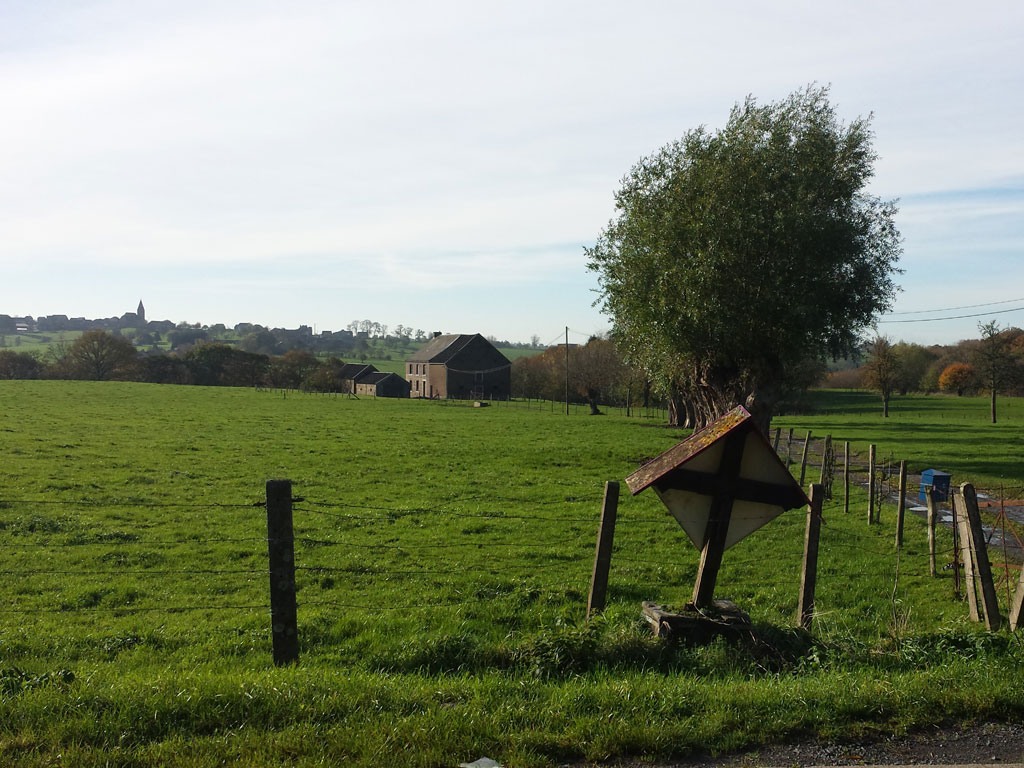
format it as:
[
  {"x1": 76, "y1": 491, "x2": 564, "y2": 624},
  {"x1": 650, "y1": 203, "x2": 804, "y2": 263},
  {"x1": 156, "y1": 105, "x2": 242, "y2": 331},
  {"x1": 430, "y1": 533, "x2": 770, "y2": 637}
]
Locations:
[{"x1": 1, "y1": 0, "x2": 1023, "y2": 340}]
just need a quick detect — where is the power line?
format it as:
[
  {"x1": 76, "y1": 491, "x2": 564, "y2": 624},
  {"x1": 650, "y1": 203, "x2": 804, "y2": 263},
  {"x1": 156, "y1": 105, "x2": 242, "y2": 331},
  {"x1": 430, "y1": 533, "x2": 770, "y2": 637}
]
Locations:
[
  {"x1": 885, "y1": 296, "x2": 1024, "y2": 315},
  {"x1": 877, "y1": 305, "x2": 1024, "y2": 323},
  {"x1": 566, "y1": 328, "x2": 596, "y2": 340},
  {"x1": 542, "y1": 332, "x2": 564, "y2": 348},
  {"x1": 444, "y1": 363, "x2": 511, "y2": 375}
]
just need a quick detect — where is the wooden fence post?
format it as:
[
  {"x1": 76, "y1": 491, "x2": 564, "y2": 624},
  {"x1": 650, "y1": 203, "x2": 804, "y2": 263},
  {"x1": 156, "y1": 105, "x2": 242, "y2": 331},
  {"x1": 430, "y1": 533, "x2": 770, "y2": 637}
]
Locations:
[
  {"x1": 843, "y1": 441, "x2": 850, "y2": 515},
  {"x1": 956, "y1": 483, "x2": 1001, "y2": 630},
  {"x1": 895, "y1": 460, "x2": 907, "y2": 549},
  {"x1": 267, "y1": 479, "x2": 299, "y2": 666},
  {"x1": 926, "y1": 486, "x2": 938, "y2": 577},
  {"x1": 953, "y1": 488, "x2": 980, "y2": 622},
  {"x1": 951, "y1": 495, "x2": 962, "y2": 600},
  {"x1": 798, "y1": 431, "x2": 812, "y2": 486},
  {"x1": 785, "y1": 428, "x2": 794, "y2": 466},
  {"x1": 1009, "y1": 560, "x2": 1024, "y2": 631},
  {"x1": 797, "y1": 484, "x2": 824, "y2": 631},
  {"x1": 818, "y1": 434, "x2": 832, "y2": 498},
  {"x1": 772, "y1": 427, "x2": 781, "y2": 452},
  {"x1": 587, "y1": 481, "x2": 619, "y2": 619},
  {"x1": 867, "y1": 444, "x2": 876, "y2": 525}
]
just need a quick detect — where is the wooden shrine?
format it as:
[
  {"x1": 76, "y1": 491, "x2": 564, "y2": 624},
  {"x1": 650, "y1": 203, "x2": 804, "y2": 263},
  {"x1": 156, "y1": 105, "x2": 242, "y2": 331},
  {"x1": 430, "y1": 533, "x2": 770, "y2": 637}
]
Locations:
[{"x1": 625, "y1": 405, "x2": 809, "y2": 610}]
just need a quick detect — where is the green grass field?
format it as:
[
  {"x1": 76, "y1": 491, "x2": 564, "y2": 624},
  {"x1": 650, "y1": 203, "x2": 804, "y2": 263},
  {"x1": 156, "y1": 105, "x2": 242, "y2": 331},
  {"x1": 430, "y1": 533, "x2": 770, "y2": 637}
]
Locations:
[
  {"x1": 0, "y1": 331, "x2": 84, "y2": 352},
  {"x1": 773, "y1": 389, "x2": 1024, "y2": 493},
  {"x1": 2, "y1": 382, "x2": 1023, "y2": 767}
]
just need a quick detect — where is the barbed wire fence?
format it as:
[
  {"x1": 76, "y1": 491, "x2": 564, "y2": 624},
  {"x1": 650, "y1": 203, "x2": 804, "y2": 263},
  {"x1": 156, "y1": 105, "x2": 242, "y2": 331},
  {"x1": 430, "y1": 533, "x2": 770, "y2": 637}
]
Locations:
[
  {"x1": 2, "y1": 452, "x2": 1018, "y2": 667},
  {"x1": 0, "y1": 501, "x2": 268, "y2": 614},
  {"x1": 253, "y1": 381, "x2": 674, "y2": 421},
  {"x1": 773, "y1": 428, "x2": 1024, "y2": 627}
]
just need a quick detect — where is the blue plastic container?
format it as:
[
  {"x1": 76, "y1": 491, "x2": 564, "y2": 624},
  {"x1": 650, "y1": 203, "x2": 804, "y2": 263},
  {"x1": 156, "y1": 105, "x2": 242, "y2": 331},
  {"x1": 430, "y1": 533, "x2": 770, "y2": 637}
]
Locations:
[{"x1": 919, "y1": 469, "x2": 951, "y2": 503}]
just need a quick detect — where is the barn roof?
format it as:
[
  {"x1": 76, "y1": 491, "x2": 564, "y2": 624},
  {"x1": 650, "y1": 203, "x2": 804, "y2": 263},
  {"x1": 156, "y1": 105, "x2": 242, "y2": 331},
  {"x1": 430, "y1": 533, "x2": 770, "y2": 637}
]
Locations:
[
  {"x1": 407, "y1": 334, "x2": 473, "y2": 363},
  {"x1": 360, "y1": 372, "x2": 396, "y2": 385},
  {"x1": 338, "y1": 363, "x2": 376, "y2": 381}
]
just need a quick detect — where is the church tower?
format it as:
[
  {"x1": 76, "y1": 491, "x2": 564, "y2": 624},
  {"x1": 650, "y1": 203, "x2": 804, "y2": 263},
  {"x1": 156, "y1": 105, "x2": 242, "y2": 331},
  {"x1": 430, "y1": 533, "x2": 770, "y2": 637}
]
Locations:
[{"x1": 137, "y1": 300, "x2": 146, "y2": 324}]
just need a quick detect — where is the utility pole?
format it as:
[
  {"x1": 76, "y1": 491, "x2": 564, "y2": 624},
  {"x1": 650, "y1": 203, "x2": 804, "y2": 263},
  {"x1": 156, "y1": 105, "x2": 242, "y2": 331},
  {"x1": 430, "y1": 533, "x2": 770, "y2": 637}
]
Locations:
[{"x1": 565, "y1": 326, "x2": 570, "y2": 415}]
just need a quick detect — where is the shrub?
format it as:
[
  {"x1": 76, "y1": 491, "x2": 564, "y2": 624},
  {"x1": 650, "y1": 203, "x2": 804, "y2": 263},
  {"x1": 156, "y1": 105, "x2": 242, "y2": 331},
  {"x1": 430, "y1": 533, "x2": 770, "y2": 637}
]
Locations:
[{"x1": 938, "y1": 362, "x2": 977, "y2": 396}]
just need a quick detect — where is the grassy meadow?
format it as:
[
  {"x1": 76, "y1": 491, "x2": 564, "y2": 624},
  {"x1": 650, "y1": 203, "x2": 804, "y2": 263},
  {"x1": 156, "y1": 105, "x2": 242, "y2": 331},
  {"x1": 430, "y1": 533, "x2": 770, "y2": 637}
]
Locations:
[
  {"x1": 774, "y1": 388, "x2": 1024, "y2": 493},
  {"x1": 2, "y1": 381, "x2": 1024, "y2": 767}
]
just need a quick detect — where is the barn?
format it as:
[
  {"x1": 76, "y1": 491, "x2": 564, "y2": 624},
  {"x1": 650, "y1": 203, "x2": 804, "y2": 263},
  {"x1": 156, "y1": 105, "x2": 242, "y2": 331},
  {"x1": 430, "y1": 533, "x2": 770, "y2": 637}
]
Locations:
[
  {"x1": 406, "y1": 333, "x2": 511, "y2": 400},
  {"x1": 354, "y1": 372, "x2": 412, "y2": 398}
]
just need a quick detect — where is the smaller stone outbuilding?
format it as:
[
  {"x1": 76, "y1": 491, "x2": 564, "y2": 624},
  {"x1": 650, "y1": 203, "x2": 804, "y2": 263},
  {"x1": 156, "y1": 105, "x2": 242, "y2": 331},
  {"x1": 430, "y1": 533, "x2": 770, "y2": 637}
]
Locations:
[
  {"x1": 354, "y1": 372, "x2": 412, "y2": 398},
  {"x1": 337, "y1": 363, "x2": 377, "y2": 394}
]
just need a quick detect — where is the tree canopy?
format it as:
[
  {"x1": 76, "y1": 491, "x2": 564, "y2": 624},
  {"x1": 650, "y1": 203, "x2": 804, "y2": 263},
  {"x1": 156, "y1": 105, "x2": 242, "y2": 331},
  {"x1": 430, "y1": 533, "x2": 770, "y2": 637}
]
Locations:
[
  {"x1": 863, "y1": 336, "x2": 900, "y2": 417},
  {"x1": 587, "y1": 85, "x2": 901, "y2": 431},
  {"x1": 974, "y1": 320, "x2": 1019, "y2": 423},
  {"x1": 939, "y1": 362, "x2": 976, "y2": 396},
  {"x1": 68, "y1": 330, "x2": 138, "y2": 381}
]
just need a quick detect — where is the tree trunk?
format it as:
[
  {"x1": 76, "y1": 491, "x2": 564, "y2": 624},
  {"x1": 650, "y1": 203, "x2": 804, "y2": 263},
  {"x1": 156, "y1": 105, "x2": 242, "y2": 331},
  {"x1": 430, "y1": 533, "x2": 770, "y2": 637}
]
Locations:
[
  {"x1": 991, "y1": 386, "x2": 997, "y2": 424},
  {"x1": 668, "y1": 384, "x2": 685, "y2": 426},
  {"x1": 882, "y1": 393, "x2": 889, "y2": 418},
  {"x1": 668, "y1": 396, "x2": 682, "y2": 426},
  {"x1": 743, "y1": 382, "x2": 778, "y2": 436}
]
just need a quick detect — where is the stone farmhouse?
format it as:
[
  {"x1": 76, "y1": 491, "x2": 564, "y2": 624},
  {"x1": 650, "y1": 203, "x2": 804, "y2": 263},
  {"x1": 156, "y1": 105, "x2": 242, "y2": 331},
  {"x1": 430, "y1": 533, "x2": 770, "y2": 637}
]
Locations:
[{"x1": 406, "y1": 333, "x2": 511, "y2": 400}]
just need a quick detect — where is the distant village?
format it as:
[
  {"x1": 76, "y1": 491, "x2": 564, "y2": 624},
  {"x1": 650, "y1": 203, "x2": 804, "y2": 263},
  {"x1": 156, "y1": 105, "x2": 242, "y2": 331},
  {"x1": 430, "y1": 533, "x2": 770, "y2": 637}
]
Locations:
[
  {"x1": 0, "y1": 303, "x2": 538, "y2": 353},
  {"x1": 4, "y1": 297, "x2": 1022, "y2": 418},
  {"x1": 0, "y1": 302, "x2": 525, "y2": 401}
]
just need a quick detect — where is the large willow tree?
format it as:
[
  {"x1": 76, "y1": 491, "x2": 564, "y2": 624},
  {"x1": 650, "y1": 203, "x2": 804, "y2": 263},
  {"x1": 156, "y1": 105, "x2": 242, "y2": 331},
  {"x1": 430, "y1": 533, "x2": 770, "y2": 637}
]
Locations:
[{"x1": 587, "y1": 86, "x2": 902, "y2": 432}]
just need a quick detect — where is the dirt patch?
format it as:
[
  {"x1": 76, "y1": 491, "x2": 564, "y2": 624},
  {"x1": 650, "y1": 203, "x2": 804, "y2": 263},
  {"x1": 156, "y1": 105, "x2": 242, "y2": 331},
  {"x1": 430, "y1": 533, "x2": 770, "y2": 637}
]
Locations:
[{"x1": 573, "y1": 721, "x2": 1024, "y2": 767}]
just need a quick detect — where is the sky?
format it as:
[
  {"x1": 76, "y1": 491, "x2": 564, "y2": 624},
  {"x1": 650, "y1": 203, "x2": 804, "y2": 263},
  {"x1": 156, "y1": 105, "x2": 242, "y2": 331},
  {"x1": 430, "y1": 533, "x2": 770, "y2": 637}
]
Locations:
[{"x1": 1, "y1": 0, "x2": 1022, "y2": 346}]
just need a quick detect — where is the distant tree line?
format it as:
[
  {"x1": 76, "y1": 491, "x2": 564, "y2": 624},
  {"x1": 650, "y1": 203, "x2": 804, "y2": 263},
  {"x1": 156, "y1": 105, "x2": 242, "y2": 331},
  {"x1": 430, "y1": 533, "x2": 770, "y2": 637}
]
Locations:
[
  {"x1": 2, "y1": 313, "x2": 545, "y2": 357},
  {"x1": 511, "y1": 335, "x2": 821, "y2": 417},
  {"x1": 513, "y1": 324, "x2": 1024, "y2": 424},
  {"x1": 827, "y1": 325, "x2": 1024, "y2": 397},
  {"x1": 0, "y1": 331, "x2": 370, "y2": 392},
  {"x1": 833, "y1": 323, "x2": 1024, "y2": 423},
  {"x1": 512, "y1": 337, "x2": 642, "y2": 414}
]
